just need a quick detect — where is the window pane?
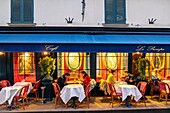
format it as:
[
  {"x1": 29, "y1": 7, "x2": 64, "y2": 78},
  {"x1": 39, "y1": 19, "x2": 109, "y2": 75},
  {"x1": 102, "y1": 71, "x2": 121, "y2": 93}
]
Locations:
[
  {"x1": 24, "y1": 0, "x2": 33, "y2": 23},
  {"x1": 116, "y1": 0, "x2": 126, "y2": 23},
  {"x1": 105, "y1": 0, "x2": 114, "y2": 24},
  {"x1": 146, "y1": 53, "x2": 166, "y2": 79},
  {"x1": 57, "y1": 52, "x2": 90, "y2": 79},
  {"x1": 11, "y1": 0, "x2": 21, "y2": 23},
  {"x1": 11, "y1": 0, "x2": 33, "y2": 23},
  {"x1": 105, "y1": 0, "x2": 126, "y2": 24},
  {"x1": 96, "y1": 52, "x2": 128, "y2": 82},
  {"x1": 13, "y1": 52, "x2": 36, "y2": 83}
]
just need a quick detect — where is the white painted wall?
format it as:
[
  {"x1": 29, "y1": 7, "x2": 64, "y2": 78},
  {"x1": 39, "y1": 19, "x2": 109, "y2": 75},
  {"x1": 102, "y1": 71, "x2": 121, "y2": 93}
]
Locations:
[
  {"x1": 0, "y1": 0, "x2": 170, "y2": 27},
  {"x1": 0, "y1": 0, "x2": 10, "y2": 26},
  {"x1": 126, "y1": 0, "x2": 170, "y2": 27},
  {"x1": 34, "y1": 0, "x2": 104, "y2": 26}
]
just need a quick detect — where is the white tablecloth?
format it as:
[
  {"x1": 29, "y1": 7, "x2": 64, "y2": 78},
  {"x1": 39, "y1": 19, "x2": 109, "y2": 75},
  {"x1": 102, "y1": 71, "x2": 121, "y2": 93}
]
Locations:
[
  {"x1": 13, "y1": 82, "x2": 33, "y2": 94},
  {"x1": 0, "y1": 86, "x2": 23, "y2": 105},
  {"x1": 116, "y1": 85, "x2": 142, "y2": 102},
  {"x1": 60, "y1": 84, "x2": 85, "y2": 104}
]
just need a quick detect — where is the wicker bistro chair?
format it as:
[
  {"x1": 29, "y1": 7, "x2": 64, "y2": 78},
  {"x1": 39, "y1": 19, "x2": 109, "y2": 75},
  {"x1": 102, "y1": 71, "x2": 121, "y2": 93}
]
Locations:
[
  {"x1": 108, "y1": 84, "x2": 122, "y2": 108},
  {"x1": 52, "y1": 83, "x2": 67, "y2": 108},
  {"x1": 13, "y1": 84, "x2": 30, "y2": 110},
  {"x1": 0, "y1": 80, "x2": 11, "y2": 109},
  {"x1": 136, "y1": 81, "x2": 147, "y2": 107},
  {"x1": 0, "y1": 80, "x2": 11, "y2": 88},
  {"x1": 30, "y1": 80, "x2": 41, "y2": 101},
  {"x1": 76, "y1": 83, "x2": 91, "y2": 108},
  {"x1": 158, "y1": 81, "x2": 170, "y2": 104}
]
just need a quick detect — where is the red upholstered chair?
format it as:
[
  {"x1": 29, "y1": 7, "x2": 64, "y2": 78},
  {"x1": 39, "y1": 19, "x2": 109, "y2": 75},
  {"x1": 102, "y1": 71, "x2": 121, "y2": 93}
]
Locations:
[
  {"x1": 30, "y1": 80, "x2": 41, "y2": 101},
  {"x1": 77, "y1": 83, "x2": 91, "y2": 108},
  {"x1": 136, "y1": 82, "x2": 147, "y2": 106},
  {"x1": 167, "y1": 76, "x2": 170, "y2": 80},
  {"x1": 52, "y1": 83, "x2": 66, "y2": 108},
  {"x1": 14, "y1": 84, "x2": 30, "y2": 110},
  {"x1": 158, "y1": 81, "x2": 170, "y2": 104},
  {"x1": 0, "y1": 80, "x2": 11, "y2": 109},
  {"x1": 0, "y1": 80, "x2": 11, "y2": 88},
  {"x1": 82, "y1": 83, "x2": 91, "y2": 108},
  {"x1": 108, "y1": 84, "x2": 122, "y2": 108},
  {"x1": 150, "y1": 80, "x2": 159, "y2": 99}
]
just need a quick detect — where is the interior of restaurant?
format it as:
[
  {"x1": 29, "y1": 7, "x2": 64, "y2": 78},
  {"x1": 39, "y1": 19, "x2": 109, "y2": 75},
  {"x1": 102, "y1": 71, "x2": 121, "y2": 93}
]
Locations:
[
  {"x1": 0, "y1": 51, "x2": 169, "y2": 97},
  {"x1": 8, "y1": 52, "x2": 169, "y2": 84}
]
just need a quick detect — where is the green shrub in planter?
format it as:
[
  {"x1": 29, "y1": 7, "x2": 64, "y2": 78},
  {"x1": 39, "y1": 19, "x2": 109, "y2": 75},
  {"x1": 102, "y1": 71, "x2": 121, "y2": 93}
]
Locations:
[
  {"x1": 38, "y1": 56, "x2": 56, "y2": 81},
  {"x1": 135, "y1": 57, "x2": 151, "y2": 81}
]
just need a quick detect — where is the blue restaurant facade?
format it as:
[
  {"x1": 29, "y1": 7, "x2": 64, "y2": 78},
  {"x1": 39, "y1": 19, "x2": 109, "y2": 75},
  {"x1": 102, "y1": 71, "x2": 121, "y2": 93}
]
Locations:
[{"x1": 0, "y1": 26, "x2": 170, "y2": 85}]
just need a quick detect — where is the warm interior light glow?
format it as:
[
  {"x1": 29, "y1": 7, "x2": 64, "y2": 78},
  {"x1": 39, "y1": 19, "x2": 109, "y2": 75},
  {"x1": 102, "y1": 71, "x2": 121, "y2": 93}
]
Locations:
[
  {"x1": 136, "y1": 52, "x2": 141, "y2": 54},
  {"x1": 43, "y1": 51, "x2": 50, "y2": 56},
  {"x1": 0, "y1": 52, "x2": 4, "y2": 55}
]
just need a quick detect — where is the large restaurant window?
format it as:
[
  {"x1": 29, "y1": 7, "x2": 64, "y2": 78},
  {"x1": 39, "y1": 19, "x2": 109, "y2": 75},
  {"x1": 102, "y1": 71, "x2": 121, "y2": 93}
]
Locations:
[
  {"x1": 11, "y1": 0, "x2": 34, "y2": 24},
  {"x1": 13, "y1": 52, "x2": 36, "y2": 83},
  {"x1": 146, "y1": 53, "x2": 166, "y2": 79},
  {"x1": 105, "y1": 0, "x2": 126, "y2": 24},
  {"x1": 57, "y1": 52, "x2": 90, "y2": 80},
  {"x1": 96, "y1": 52, "x2": 128, "y2": 82}
]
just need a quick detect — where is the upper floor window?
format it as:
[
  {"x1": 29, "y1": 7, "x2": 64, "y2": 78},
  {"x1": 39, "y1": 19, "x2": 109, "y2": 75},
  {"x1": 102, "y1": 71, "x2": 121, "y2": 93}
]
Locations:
[
  {"x1": 11, "y1": 0, "x2": 33, "y2": 24},
  {"x1": 105, "y1": 0, "x2": 126, "y2": 24}
]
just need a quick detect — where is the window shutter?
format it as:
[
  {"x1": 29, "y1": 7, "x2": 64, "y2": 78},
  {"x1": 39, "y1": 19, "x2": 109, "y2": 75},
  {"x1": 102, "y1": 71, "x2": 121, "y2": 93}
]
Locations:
[
  {"x1": 115, "y1": 0, "x2": 126, "y2": 24},
  {"x1": 11, "y1": 0, "x2": 21, "y2": 23},
  {"x1": 24, "y1": 0, "x2": 33, "y2": 23},
  {"x1": 105, "y1": 0, "x2": 126, "y2": 24},
  {"x1": 105, "y1": 0, "x2": 114, "y2": 24}
]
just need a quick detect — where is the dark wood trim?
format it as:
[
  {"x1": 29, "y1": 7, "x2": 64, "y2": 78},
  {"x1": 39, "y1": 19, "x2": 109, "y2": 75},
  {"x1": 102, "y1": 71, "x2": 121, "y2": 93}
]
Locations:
[
  {"x1": 90, "y1": 53, "x2": 96, "y2": 80},
  {"x1": 0, "y1": 26, "x2": 170, "y2": 35}
]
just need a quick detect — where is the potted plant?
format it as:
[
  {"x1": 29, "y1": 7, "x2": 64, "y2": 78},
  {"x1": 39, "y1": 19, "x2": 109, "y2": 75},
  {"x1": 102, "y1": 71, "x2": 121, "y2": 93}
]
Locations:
[
  {"x1": 135, "y1": 57, "x2": 151, "y2": 81},
  {"x1": 38, "y1": 56, "x2": 56, "y2": 81}
]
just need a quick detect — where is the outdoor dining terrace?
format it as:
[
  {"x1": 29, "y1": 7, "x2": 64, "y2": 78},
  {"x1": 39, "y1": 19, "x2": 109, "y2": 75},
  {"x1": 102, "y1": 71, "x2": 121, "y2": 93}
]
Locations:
[{"x1": 1, "y1": 79, "x2": 170, "y2": 113}]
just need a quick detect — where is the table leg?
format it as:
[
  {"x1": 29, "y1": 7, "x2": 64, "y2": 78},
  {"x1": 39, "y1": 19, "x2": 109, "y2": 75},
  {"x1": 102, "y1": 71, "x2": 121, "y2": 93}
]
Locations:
[
  {"x1": 7, "y1": 105, "x2": 12, "y2": 111},
  {"x1": 68, "y1": 97, "x2": 78, "y2": 109},
  {"x1": 124, "y1": 96, "x2": 131, "y2": 108}
]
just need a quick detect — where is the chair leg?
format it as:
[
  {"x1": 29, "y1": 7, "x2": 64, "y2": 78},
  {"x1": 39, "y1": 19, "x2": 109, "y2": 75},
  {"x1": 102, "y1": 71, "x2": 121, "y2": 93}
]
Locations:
[
  {"x1": 143, "y1": 95, "x2": 146, "y2": 107},
  {"x1": 5, "y1": 101, "x2": 8, "y2": 110},
  {"x1": 159, "y1": 93, "x2": 162, "y2": 101},
  {"x1": 26, "y1": 98, "x2": 29, "y2": 106},
  {"x1": 165, "y1": 94, "x2": 168, "y2": 104},
  {"x1": 111, "y1": 95, "x2": 113, "y2": 108},
  {"x1": 54, "y1": 97, "x2": 57, "y2": 109},
  {"x1": 22, "y1": 99, "x2": 25, "y2": 110},
  {"x1": 87, "y1": 97, "x2": 90, "y2": 108}
]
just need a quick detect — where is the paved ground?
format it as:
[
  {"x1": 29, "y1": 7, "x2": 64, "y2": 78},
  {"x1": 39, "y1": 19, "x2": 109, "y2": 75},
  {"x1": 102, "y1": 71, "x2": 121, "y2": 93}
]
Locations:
[{"x1": 0, "y1": 96, "x2": 170, "y2": 113}]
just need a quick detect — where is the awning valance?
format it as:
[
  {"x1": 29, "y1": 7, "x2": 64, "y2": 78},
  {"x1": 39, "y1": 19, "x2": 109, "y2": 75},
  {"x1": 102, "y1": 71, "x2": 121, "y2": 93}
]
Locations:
[{"x1": 0, "y1": 33, "x2": 170, "y2": 52}]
